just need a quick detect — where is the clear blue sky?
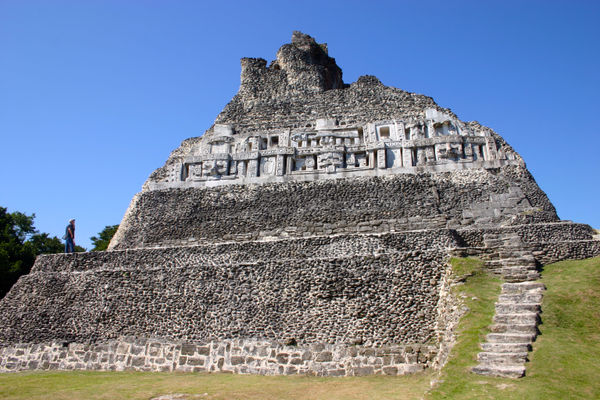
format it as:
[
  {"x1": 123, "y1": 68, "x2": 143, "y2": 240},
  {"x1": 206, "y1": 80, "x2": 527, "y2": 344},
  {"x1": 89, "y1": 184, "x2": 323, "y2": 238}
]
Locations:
[{"x1": 1, "y1": 0, "x2": 599, "y2": 249}]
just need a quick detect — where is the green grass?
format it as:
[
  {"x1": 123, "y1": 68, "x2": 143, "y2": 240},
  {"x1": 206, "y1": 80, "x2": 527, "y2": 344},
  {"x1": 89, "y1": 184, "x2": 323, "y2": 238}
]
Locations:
[
  {"x1": 426, "y1": 257, "x2": 503, "y2": 399},
  {"x1": 1, "y1": 257, "x2": 599, "y2": 400},
  {"x1": 428, "y1": 256, "x2": 600, "y2": 399},
  {"x1": 0, "y1": 370, "x2": 433, "y2": 400}
]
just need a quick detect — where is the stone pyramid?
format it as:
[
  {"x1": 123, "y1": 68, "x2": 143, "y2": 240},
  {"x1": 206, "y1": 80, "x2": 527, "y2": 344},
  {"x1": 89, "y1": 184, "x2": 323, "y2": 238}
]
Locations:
[{"x1": 1, "y1": 32, "x2": 598, "y2": 376}]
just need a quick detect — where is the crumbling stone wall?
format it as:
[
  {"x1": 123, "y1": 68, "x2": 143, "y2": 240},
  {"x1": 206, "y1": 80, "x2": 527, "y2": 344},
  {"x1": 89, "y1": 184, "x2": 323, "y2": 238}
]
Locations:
[
  {"x1": 0, "y1": 230, "x2": 454, "y2": 376},
  {"x1": 0, "y1": 235, "x2": 449, "y2": 347},
  {"x1": 456, "y1": 222, "x2": 594, "y2": 248},
  {"x1": 36, "y1": 230, "x2": 461, "y2": 273},
  {"x1": 113, "y1": 165, "x2": 557, "y2": 250},
  {"x1": 214, "y1": 31, "x2": 441, "y2": 135}
]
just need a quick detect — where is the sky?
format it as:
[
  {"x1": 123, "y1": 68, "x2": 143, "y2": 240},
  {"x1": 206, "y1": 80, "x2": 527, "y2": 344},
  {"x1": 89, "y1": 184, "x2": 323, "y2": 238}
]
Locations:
[{"x1": 1, "y1": 0, "x2": 599, "y2": 249}]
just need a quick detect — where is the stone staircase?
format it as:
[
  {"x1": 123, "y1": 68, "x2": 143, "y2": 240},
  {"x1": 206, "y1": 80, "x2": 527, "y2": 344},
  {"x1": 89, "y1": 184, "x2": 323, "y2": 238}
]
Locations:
[
  {"x1": 472, "y1": 232, "x2": 544, "y2": 378},
  {"x1": 482, "y1": 232, "x2": 540, "y2": 282}
]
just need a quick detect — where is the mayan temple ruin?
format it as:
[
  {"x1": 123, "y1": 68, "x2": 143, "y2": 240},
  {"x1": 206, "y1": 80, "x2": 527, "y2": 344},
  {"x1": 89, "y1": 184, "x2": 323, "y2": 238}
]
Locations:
[{"x1": 1, "y1": 32, "x2": 598, "y2": 378}]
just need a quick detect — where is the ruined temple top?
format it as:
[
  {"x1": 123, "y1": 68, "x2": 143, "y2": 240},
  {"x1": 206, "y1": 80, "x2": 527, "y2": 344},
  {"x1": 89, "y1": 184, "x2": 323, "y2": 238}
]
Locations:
[
  {"x1": 242, "y1": 30, "x2": 345, "y2": 95},
  {"x1": 145, "y1": 32, "x2": 524, "y2": 190}
]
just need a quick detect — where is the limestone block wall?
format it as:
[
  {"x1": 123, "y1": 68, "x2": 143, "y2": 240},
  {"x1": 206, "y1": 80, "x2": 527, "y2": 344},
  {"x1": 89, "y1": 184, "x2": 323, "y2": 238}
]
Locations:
[
  {"x1": 111, "y1": 165, "x2": 557, "y2": 250},
  {"x1": 0, "y1": 339, "x2": 437, "y2": 376}
]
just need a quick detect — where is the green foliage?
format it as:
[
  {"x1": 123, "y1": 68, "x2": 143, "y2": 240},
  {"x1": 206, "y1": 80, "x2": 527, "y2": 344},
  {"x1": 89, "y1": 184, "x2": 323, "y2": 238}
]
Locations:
[
  {"x1": 28, "y1": 233, "x2": 65, "y2": 254},
  {"x1": 0, "y1": 207, "x2": 85, "y2": 298},
  {"x1": 90, "y1": 224, "x2": 119, "y2": 251},
  {"x1": 0, "y1": 207, "x2": 37, "y2": 298}
]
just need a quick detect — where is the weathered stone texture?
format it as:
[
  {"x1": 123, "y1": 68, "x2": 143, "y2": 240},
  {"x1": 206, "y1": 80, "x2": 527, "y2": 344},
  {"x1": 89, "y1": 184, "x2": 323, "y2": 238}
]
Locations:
[
  {"x1": 32, "y1": 230, "x2": 460, "y2": 273},
  {"x1": 113, "y1": 165, "x2": 557, "y2": 250},
  {"x1": 0, "y1": 339, "x2": 436, "y2": 376},
  {"x1": 457, "y1": 222, "x2": 595, "y2": 248},
  {"x1": 0, "y1": 238, "x2": 448, "y2": 347}
]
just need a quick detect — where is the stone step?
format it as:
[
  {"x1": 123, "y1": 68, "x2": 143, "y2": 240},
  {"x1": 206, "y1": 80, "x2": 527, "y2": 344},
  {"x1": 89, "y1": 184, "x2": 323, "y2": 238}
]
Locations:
[
  {"x1": 490, "y1": 323, "x2": 538, "y2": 334},
  {"x1": 502, "y1": 282, "x2": 546, "y2": 293},
  {"x1": 472, "y1": 364, "x2": 526, "y2": 378},
  {"x1": 498, "y1": 293, "x2": 543, "y2": 303},
  {"x1": 499, "y1": 267, "x2": 539, "y2": 278},
  {"x1": 483, "y1": 249, "x2": 531, "y2": 258},
  {"x1": 496, "y1": 250, "x2": 531, "y2": 259},
  {"x1": 486, "y1": 333, "x2": 537, "y2": 343},
  {"x1": 480, "y1": 342, "x2": 531, "y2": 353},
  {"x1": 502, "y1": 271, "x2": 540, "y2": 283},
  {"x1": 487, "y1": 258, "x2": 537, "y2": 268},
  {"x1": 483, "y1": 241, "x2": 506, "y2": 248},
  {"x1": 477, "y1": 351, "x2": 528, "y2": 365},
  {"x1": 500, "y1": 264, "x2": 538, "y2": 272},
  {"x1": 493, "y1": 313, "x2": 539, "y2": 325},
  {"x1": 495, "y1": 303, "x2": 541, "y2": 314}
]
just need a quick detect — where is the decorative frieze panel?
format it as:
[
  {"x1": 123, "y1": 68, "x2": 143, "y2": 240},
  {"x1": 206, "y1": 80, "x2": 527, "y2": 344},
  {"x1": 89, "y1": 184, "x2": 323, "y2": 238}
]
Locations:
[{"x1": 152, "y1": 113, "x2": 521, "y2": 188}]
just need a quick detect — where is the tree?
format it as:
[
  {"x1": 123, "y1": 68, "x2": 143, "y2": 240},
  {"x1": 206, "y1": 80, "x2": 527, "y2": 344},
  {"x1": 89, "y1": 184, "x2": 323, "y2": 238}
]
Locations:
[
  {"x1": 29, "y1": 232, "x2": 88, "y2": 254},
  {"x1": 90, "y1": 224, "x2": 119, "y2": 251},
  {"x1": 0, "y1": 207, "x2": 37, "y2": 298},
  {"x1": 0, "y1": 207, "x2": 85, "y2": 298}
]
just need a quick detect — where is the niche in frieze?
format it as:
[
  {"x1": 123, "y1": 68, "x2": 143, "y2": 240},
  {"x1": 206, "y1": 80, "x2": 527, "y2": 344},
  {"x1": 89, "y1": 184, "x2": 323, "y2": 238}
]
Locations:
[
  {"x1": 237, "y1": 160, "x2": 247, "y2": 177},
  {"x1": 463, "y1": 143, "x2": 474, "y2": 160},
  {"x1": 228, "y1": 160, "x2": 237, "y2": 176},
  {"x1": 259, "y1": 137, "x2": 268, "y2": 150},
  {"x1": 436, "y1": 143, "x2": 463, "y2": 161},
  {"x1": 409, "y1": 124, "x2": 426, "y2": 140},
  {"x1": 434, "y1": 121, "x2": 458, "y2": 136},
  {"x1": 354, "y1": 152, "x2": 368, "y2": 167},
  {"x1": 292, "y1": 157, "x2": 305, "y2": 171},
  {"x1": 414, "y1": 148, "x2": 427, "y2": 166},
  {"x1": 378, "y1": 125, "x2": 391, "y2": 140},
  {"x1": 305, "y1": 155, "x2": 317, "y2": 171},
  {"x1": 188, "y1": 163, "x2": 203, "y2": 181},
  {"x1": 318, "y1": 152, "x2": 344, "y2": 172},
  {"x1": 202, "y1": 159, "x2": 229, "y2": 178},
  {"x1": 472, "y1": 144, "x2": 486, "y2": 161},
  {"x1": 210, "y1": 141, "x2": 229, "y2": 154},
  {"x1": 346, "y1": 153, "x2": 355, "y2": 167},
  {"x1": 260, "y1": 157, "x2": 276, "y2": 176},
  {"x1": 247, "y1": 138, "x2": 255, "y2": 152},
  {"x1": 425, "y1": 147, "x2": 436, "y2": 163},
  {"x1": 356, "y1": 127, "x2": 364, "y2": 144},
  {"x1": 270, "y1": 135, "x2": 279, "y2": 147},
  {"x1": 386, "y1": 148, "x2": 402, "y2": 168}
]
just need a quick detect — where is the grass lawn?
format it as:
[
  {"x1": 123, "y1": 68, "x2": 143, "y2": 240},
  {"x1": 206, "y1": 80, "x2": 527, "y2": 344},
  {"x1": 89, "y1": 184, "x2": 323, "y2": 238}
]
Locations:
[
  {"x1": 0, "y1": 370, "x2": 434, "y2": 400},
  {"x1": 1, "y1": 257, "x2": 598, "y2": 400},
  {"x1": 428, "y1": 256, "x2": 600, "y2": 399}
]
